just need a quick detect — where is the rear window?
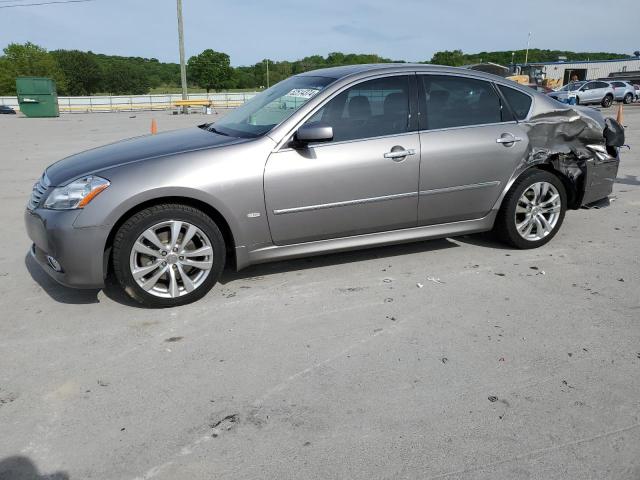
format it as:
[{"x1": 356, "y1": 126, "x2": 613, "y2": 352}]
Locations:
[{"x1": 497, "y1": 85, "x2": 532, "y2": 120}]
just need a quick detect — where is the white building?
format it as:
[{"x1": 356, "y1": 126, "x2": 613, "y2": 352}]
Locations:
[{"x1": 516, "y1": 57, "x2": 640, "y2": 85}]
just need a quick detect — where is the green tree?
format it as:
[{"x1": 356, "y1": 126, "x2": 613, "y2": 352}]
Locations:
[
  {"x1": 187, "y1": 49, "x2": 233, "y2": 93},
  {"x1": 0, "y1": 42, "x2": 67, "y2": 94},
  {"x1": 430, "y1": 50, "x2": 467, "y2": 66},
  {"x1": 51, "y1": 50, "x2": 101, "y2": 95},
  {"x1": 101, "y1": 62, "x2": 150, "y2": 95}
]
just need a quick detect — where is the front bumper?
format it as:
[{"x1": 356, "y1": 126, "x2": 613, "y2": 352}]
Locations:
[{"x1": 24, "y1": 208, "x2": 109, "y2": 288}]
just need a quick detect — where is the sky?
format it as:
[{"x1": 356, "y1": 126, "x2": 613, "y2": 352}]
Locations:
[{"x1": 0, "y1": 0, "x2": 637, "y2": 66}]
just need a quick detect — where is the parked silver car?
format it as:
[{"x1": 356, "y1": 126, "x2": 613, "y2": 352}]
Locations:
[
  {"x1": 608, "y1": 80, "x2": 636, "y2": 104},
  {"x1": 549, "y1": 80, "x2": 615, "y2": 107},
  {"x1": 25, "y1": 64, "x2": 623, "y2": 307}
]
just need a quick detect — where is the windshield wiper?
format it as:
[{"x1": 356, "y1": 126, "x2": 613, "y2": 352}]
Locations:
[{"x1": 199, "y1": 124, "x2": 231, "y2": 136}]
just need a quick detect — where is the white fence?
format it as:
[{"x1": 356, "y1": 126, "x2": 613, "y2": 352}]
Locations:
[{"x1": 0, "y1": 92, "x2": 258, "y2": 113}]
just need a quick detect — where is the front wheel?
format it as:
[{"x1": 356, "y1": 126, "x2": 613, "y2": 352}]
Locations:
[
  {"x1": 112, "y1": 204, "x2": 226, "y2": 307},
  {"x1": 601, "y1": 95, "x2": 613, "y2": 108},
  {"x1": 623, "y1": 93, "x2": 633, "y2": 104},
  {"x1": 493, "y1": 170, "x2": 567, "y2": 249}
]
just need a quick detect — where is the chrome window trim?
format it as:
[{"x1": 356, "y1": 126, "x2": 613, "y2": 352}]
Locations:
[
  {"x1": 275, "y1": 130, "x2": 419, "y2": 153},
  {"x1": 416, "y1": 120, "x2": 518, "y2": 135},
  {"x1": 419, "y1": 181, "x2": 500, "y2": 196},
  {"x1": 273, "y1": 191, "x2": 418, "y2": 215}
]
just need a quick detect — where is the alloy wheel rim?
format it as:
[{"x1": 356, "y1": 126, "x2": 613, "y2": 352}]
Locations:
[
  {"x1": 129, "y1": 220, "x2": 214, "y2": 298},
  {"x1": 515, "y1": 181, "x2": 561, "y2": 241}
]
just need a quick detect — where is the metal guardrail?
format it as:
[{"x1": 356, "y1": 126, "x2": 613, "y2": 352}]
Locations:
[{"x1": 0, "y1": 92, "x2": 259, "y2": 113}]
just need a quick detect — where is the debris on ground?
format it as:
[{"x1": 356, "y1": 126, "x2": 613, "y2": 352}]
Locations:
[
  {"x1": 97, "y1": 380, "x2": 109, "y2": 387},
  {"x1": 210, "y1": 413, "x2": 239, "y2": 437},
  {"x1": 164, "y1": 336, "x2": 183, "y2": 343},
  {"x1": 416, "y1": 283, "x2": 424, "y2": 288},
  {"x1": 488, "y1": 396, "x2": 498, "y2": 403},
  {"x1": 426, "y1": 276, "x2": 445, "y2": 285},
  {"x1": 441, "y1": 357, "x2": 448, "y2": 364}
]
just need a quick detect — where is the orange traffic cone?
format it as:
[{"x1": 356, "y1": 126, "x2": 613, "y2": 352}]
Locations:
[
  {"x1": 151, "y1": 118, "x2": 158, "y2": 135},
  {"x1": 616, "y1": 104, "x2": 624, "y2": 125}
]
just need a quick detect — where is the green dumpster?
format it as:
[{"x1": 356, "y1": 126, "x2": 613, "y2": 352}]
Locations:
[{"x1": 16, "y1": 77, "x2": 60, "y2": 118}]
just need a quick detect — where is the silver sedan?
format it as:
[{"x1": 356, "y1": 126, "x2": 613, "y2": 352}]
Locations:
[{"x1": 25, "y1": 64, "x2": 624, "y2": 307}]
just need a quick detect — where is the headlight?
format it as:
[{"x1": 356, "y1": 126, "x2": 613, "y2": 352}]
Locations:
[{"x1": 44, "y1": 175, "x2": 110, "y2": 210}]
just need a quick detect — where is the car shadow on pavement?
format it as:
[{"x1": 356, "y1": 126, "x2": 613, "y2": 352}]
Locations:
[
  {"x1": 452, "y1": 233, "x2": 515, "y2": 250},
  {"x1": 219, "y1": 237, "x2": 459, "y2": 284},
  {"x1": 0, "y1": 455, "x2": 68, "y2": 480},
  {"x1": 616, "y1": 174, "x2": 640, "y2": 186},
  {"x1": 24, "y1": 253, "x2": 100, "y2": 305}
]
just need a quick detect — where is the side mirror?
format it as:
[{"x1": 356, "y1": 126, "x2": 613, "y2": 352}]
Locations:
[{"x1": 293, "y1": 122, "x2": 333, "y2": 146}]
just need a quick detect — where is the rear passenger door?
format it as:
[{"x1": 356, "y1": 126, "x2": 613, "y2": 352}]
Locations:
[
  {"x1": 416, "y1": 75, "x2": 530, "y2": 225},
  {"x1": 610, "y1": 81, "x2": 624, "y2": 99},
  {"x1": 579, "y1": 82, "x2": 599, "y2": 103}
]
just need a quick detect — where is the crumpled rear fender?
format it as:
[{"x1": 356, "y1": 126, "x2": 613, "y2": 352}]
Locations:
[{"x1": 493, "y1": 106, "x2": 622, "y2": 210}]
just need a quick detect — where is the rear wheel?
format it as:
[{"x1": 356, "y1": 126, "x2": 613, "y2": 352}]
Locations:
[
  {"x1": 112, "y1": 204, "x2": 226, "y2": 307},
  {"x1": 493, "y1": 169, "x2": 567, "y2": 249},
  {"x1": 623, "y1": 93, "x2": 633, "y2": 104},
  {"x1": 601, "y1": 94, "x2": 613, "y2": 108}
]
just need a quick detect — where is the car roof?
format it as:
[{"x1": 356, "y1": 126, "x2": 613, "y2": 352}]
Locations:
[{"x1": 296, "y1": 63, "x2": 509, "y2": 83}]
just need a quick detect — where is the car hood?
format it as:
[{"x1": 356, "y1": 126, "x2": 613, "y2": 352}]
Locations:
[{"x1": 45, "y1": 127, "x2": 249, "y2": 186}]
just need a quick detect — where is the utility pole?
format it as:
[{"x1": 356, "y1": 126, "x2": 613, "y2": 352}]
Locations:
[
  {"x1": 265, "y1": 59, "x2": 270, "y2": 89},
  {"x1": 177, "y1": 0, "x2": 188, "y2": 114},
  {"x1": 524, "y1": 31, "x2": 532, "y2": 65}
]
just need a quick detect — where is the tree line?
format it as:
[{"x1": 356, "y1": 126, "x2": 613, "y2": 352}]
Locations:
[{"x1": 0, "y1": 42, "x2": 631, "y2": 96}]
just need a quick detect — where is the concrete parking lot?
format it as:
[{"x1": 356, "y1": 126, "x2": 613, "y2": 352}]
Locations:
[{"x1": 1, "y1": 106, "x2": 639, "y2": 480}]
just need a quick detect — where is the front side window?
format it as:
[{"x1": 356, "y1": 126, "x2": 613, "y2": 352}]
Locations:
[
  {"x1": 419, "y1": 75, "x2": 503, "y2": 130},
  {"x1": 560, "y1": 82, "x2": 584, "y2": 92},
  {"x1": 303, "y1": 75, "x2": 411, "y2": 143},
  {"x1": 497, "y1": 85, "x2": 532, "y2": 120},
  {"x1": 208, "y1": 75, "x2": 335, "y2": 138}
]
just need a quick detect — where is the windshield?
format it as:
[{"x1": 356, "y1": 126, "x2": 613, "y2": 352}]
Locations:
[
  {"x1": 559, "y1": 82, "x2": 585, "y2": 92},
  {"x1": 206, "y1": 75, "x2": 335, "y2": 138}
]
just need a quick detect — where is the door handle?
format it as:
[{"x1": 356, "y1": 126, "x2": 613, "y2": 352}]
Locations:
[
  {"x1": 496, "y1": 134, "x2": 522, "y2": 145},
  {"x1": 384, "y1": 148, "x2": 416, "y2": 159}
]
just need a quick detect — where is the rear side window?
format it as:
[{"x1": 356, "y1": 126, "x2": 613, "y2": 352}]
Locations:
[
  {"x1": 497, "y1": 85, "x2": 532, "y2": 120},
  {"x1": 419, "y1": 75, "x2": 504, "y2": 130}
]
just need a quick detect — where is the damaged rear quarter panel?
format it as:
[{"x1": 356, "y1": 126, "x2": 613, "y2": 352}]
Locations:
[{"x1": 498, "y1": 93, "x2": 622, "y2": 209}]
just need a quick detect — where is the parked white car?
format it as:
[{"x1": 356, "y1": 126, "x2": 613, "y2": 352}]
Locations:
[
  {"x1": 608, "y1": 80, "x2": 636, "y2": 104},
  {"x1": 549, "y1": 81, "x2": 615, "y2": 107}
]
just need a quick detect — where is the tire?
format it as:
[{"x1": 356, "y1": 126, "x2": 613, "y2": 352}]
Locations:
[
  {"x1": 493, "y1": 169, "x2": 567, "y2": 249},
  {"x1": 601, "y1": 95, "x2": 613, "y2": 108},
  {"x1": 623, "y1": 93, "x2": 633, "y2": 104},
  {"x1": 112, "y1": 204, "x2": 226, "y2": 307}
]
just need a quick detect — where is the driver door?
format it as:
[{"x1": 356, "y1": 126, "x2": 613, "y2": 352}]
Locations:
[{"x1": 264, "y1": 75, "x2": 421, "y2": 246}]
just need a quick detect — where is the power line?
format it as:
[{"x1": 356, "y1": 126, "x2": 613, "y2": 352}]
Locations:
[{"x1": 0, "y1": 0, "x2": 95, "y2": 8}]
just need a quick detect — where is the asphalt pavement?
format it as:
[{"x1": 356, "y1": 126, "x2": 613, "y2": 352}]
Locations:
[{"x1": 0, "y1": 106, "x2": 639, "y2": 480}]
